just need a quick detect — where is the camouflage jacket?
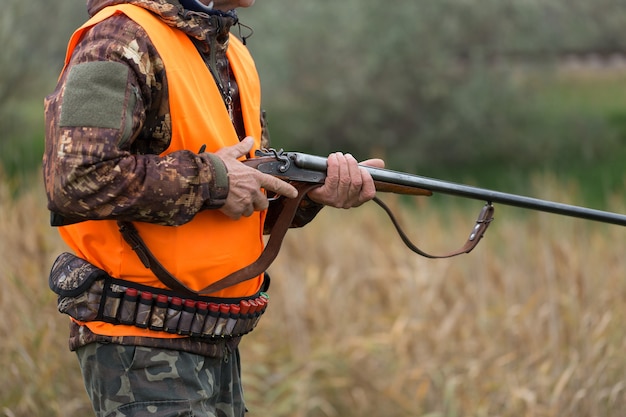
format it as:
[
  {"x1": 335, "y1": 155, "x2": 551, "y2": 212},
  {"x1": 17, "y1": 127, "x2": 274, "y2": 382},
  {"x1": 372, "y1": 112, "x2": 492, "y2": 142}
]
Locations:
[{"x1": 44, "y1": 0, "x2": 322, "y2": 229}]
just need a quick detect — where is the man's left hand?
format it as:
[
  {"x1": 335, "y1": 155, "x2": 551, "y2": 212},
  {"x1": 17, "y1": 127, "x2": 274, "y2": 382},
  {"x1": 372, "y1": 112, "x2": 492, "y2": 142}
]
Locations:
[{"x1": 307, "y1": 152, "x2": 385, "y2": 208}]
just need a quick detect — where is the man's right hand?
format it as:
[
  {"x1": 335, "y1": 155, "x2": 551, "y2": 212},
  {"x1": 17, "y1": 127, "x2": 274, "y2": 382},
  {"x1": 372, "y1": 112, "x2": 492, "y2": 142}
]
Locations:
[{"x1": 214, "y1": 137, "x2": 298, "y2": 220}]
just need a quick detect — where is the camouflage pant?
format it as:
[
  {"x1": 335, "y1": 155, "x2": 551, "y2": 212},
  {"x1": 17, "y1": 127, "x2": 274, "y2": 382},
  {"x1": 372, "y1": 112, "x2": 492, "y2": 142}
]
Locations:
[{"x1": 76, "y1": 343, "x2": 246, "y2": 417}]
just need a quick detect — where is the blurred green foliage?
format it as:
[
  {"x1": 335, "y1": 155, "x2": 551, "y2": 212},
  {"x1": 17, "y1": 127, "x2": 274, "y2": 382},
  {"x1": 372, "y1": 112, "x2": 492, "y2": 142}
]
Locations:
[
  {"x1": 3, "y1": 0, "x2": 626, "y2": 199},
  {"x1": 0, "y1": 0, "x2": 85, "y2": 182},
  {"x1": 239, "y1": 0, "x2": 626, "y2": 172}
]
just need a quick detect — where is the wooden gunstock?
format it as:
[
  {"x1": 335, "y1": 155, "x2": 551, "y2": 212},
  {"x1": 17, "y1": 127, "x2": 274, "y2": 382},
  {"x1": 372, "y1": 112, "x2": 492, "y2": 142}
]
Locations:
[{"x1": 374, "y1": 181, "x2": 432, "y2": 196}]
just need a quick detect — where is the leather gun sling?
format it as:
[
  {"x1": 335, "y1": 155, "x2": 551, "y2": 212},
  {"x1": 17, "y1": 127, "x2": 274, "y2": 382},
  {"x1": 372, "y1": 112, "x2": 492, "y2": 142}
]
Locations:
[{"x1": 372, "y1": 197, "x2": 495, "y2": 258}]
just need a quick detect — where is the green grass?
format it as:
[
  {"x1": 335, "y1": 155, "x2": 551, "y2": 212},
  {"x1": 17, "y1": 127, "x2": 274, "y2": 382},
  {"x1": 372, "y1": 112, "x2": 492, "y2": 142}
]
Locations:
[{"x1": 532, "y1": 70, "x2": 626, "y2": 118}]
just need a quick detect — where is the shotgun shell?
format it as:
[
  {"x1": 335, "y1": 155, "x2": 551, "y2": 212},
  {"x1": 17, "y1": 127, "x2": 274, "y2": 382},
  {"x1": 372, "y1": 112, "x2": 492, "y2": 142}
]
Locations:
[
  {"x1": 252, "y1": 297, "x2": 267, "y2": 329},
  {"x1": 149, "y1": 294, "x2": 169, "y2": 331},
  {"x1": 244, "y1": 299, "x2": 259, "y2": 333},
  {"x1": 202, "y1": 303, "x2": 221, "y2": 336},
  {"x1": 213, "y1": 304, "x2": 231, "y2": 336},
  {"x1": 232, "y1": 300, "x2": 251, "y2": 335},
  {"x1": 119, "y1": 288, "x2": 139, "y2": 325},
  {"x1": 134, "y1": 291, "x2": 153, "y2": 328},
  {"x1": 164, "y1": 297, "x2": 183, "y2": 333},
  {"x1": 190, "y1": 301, "x2": 209, "y2": 337},
  {"x1": 102, "y1": 288, "x2": 123, "y2": 321},
  {"x1": 224, "y1": 304, "x2": 241, "y2": 336},
  {"x1": 176, "y1": 299, "x2": 196, "y2": 335}
]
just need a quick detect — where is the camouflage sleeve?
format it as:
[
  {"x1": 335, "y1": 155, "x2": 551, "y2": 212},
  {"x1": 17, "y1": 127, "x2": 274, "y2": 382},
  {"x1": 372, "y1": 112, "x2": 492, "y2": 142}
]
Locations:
[{"x1": 43, "y1": 14, "x2": 228, "y2": 227}]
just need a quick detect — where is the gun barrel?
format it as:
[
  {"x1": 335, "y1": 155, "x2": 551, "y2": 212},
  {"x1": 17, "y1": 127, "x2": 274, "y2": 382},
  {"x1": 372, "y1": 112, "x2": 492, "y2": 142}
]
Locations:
[{"x1": 291, "y1": 152, "x2": 626, "y2": 226}]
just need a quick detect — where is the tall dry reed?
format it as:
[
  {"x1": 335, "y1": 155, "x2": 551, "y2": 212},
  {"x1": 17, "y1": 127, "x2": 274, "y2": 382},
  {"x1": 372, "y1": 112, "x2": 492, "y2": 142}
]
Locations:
[
  {"x1": 1, "y1": 172, "x2": 625, "y2": 417},
  {"x1": 0, "y1": 173, "x2": 91, "y2": 416}
]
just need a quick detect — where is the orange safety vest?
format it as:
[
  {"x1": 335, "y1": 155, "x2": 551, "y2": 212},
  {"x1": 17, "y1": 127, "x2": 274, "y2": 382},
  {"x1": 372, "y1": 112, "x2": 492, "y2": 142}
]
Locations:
[{"x1": 59, "y1": 4, "x2": 266, "y2": 338}]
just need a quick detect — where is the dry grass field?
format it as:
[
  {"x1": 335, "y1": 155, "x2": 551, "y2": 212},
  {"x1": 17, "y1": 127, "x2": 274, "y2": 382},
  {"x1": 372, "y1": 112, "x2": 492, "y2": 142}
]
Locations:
[{"x1": 1, "y1": 172, "x2": 625, "y2": 417}]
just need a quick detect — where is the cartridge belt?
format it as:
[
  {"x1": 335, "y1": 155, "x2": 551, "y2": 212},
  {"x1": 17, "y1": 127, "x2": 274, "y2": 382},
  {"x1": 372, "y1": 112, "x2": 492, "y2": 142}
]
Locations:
[
  {"x1": 49, "y1": 252, "x2": 269, "y2": 339},
  {"x1": 103, "y1": 283, "x2": 269, "y2": 338}
]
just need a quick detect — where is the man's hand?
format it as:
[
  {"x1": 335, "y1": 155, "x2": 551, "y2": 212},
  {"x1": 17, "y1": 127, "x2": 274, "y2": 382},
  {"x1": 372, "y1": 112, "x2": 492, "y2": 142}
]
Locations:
[
  {"x1": 307, "y1": 152, "x2": 385, "y2": 208},
  {"x1": 215, "y1": 137, "x2": 298, "y2": 219}
]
